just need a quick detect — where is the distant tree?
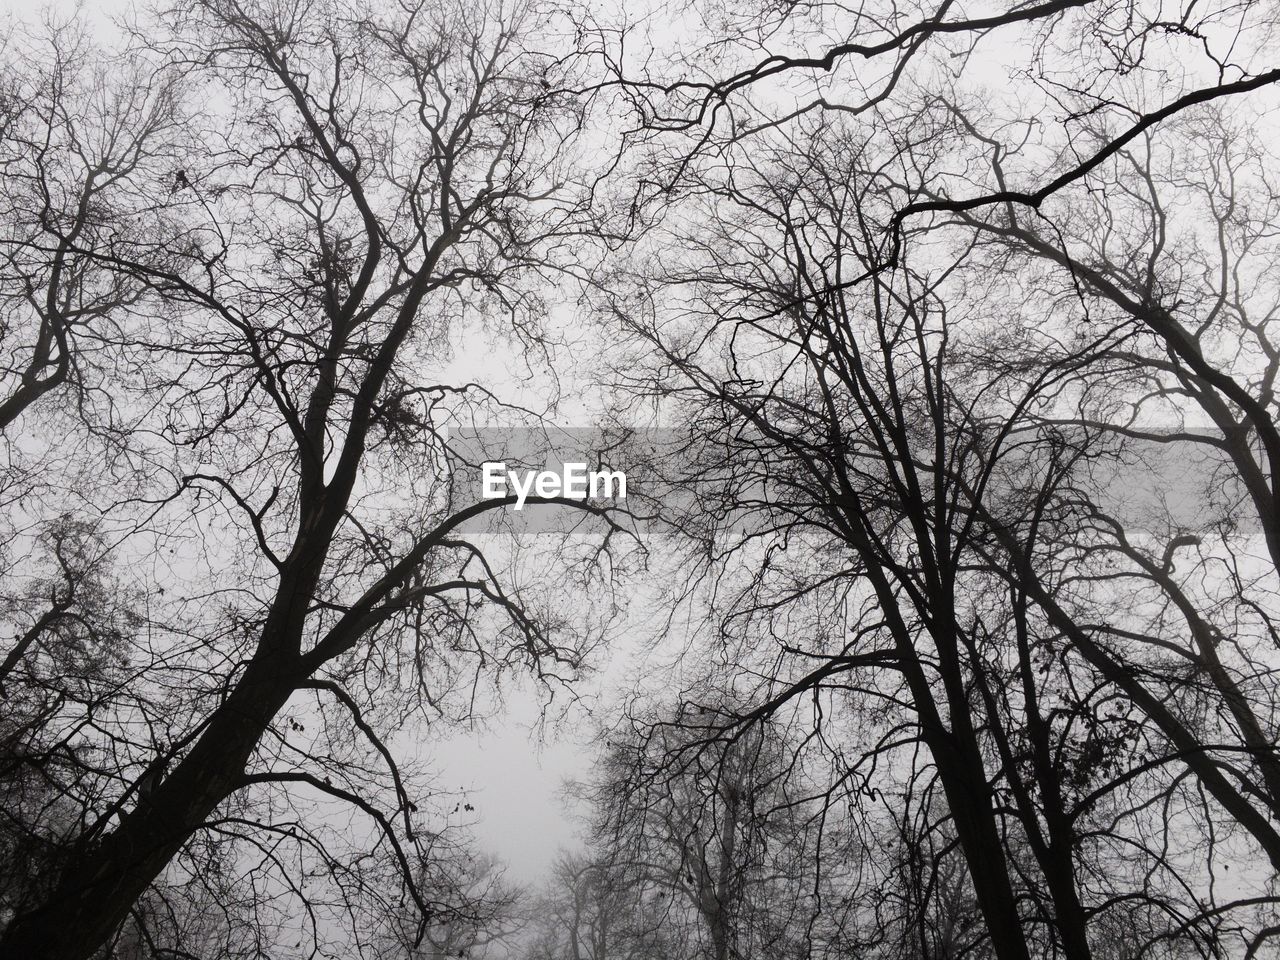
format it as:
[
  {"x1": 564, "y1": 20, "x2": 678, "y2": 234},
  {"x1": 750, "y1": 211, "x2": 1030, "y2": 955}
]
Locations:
[
  {"x1": 378, "y1": 852, "x2": 526, "y2": 960},
  {"x1": 523, "y1": 850, "x2": 678, "y2": 960},
  {"x1": 580, "y1": 699, "x2": 854, "y2": 960}
]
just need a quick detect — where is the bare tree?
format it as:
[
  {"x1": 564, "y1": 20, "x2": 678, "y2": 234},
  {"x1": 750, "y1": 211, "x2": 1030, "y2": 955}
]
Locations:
[
  {"x1": 0, "y1": 17, "x2": 176, "y2": 431},
  {"x1": 523, "y1": 849, "x2": 678, "y2": 960},
  {"x1": 0, "y1": 0, "x2": 619, "y2": 957},
  {"x1": 581, "y1": 0, "x2": 1280, "y2": 954},
  {"x1": 583, "y1": 700, "x2": 851, "y2": 960},
  {"x1": 599, "y1": 93, "x2": 1277, "y2": 960}
]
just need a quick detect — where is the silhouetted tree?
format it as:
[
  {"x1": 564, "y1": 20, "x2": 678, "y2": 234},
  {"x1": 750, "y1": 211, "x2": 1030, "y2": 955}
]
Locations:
[{"x1": 0, "y1": 0, "x2": 618, "y2": 956}]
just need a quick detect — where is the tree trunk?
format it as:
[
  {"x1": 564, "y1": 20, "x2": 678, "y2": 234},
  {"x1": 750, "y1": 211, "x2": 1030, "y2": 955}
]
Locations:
[{"x1": 0, "y1": 652, "x2": 297, "y2": 960}]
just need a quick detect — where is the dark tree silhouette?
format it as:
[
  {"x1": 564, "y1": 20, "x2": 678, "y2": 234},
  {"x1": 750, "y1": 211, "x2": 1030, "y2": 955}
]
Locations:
[
  {"x1": 597, "y1": 49, "x2": 1280, "y2": 954},
  {"x1": 0, "y1": 0, "x2": 619, "y2": 957}
]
